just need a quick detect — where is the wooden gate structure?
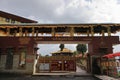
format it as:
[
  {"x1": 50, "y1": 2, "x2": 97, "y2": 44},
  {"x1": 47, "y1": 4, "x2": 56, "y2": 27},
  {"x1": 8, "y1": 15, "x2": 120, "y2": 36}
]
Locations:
[
  {"x1": 36, "y1": 56, "x2": 76, "y2": 73},
  {"x1": 0, "y1": 24, "x2": 120, "y2": 74}
]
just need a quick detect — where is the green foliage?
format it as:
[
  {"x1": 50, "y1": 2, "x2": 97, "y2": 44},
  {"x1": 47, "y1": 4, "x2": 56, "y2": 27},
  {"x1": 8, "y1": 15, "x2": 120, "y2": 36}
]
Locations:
[
  {"x1": 59, "y1": 44, "x2": 64, "y2": 51},
  {"x1": 73, "y1": 51, "x2": 78, "y2": 56},
  {"x1": 76, "y1": 44, "x2": 87, "y2": 56},
  {"x1": 45, "y1": 54, "x2": 49, "y2": 57}
]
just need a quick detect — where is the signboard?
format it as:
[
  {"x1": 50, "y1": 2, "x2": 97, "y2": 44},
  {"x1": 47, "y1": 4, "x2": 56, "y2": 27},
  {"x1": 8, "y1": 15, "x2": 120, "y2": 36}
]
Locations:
[{"x1": 39, "y1": 63, "x2": 50, "y2": 71}]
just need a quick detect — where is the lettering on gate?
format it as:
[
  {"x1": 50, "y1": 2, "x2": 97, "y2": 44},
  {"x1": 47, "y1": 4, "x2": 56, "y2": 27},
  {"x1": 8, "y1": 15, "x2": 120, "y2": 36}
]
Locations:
[{"x1": 34, "y1": 37, "x2": 92, "y2": 41}]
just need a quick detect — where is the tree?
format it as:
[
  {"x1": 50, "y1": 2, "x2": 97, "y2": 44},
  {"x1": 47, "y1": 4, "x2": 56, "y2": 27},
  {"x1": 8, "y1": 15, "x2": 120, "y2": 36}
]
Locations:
[
  {"x1": 59, "y1": 44, "x2": 64, "y2": 51},
  {"x1": 76, "y1": 44, "x2": 87, "y2": 57},
  {"x1": 73, "y1": 51, "x2": 78, "y2": 56},
  {"x1": 45, "y1": 54, "x2": 49, "y2": 57}
]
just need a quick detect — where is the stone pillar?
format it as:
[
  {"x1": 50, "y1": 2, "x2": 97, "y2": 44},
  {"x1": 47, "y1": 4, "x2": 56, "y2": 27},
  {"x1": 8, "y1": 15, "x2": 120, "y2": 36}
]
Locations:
[
  {"x1": 32, "y1": 27, "x2": 35, "y2": 36},
  {"x1": 51, "y1": 28, "x2": 55, "y2": 36},
  {"x1": 102, "y1": 30, "x2": 105, "y2": 36},
  {"x1": 19, "y1": 27, "x2": 23, "y2": 36},
  {"x1": 36, "y1": 30, "x2": 38, "y2": 37},
  {"x1": 25, "y1": 30, "x2": 28, "y2": 36},
  {"x1": 107, "y1": 27, "x2": 111, "y2": 36},
  {"x1": 6, "y1": 27, "x2": 10, "y2": 36},
  {"x1": 90, "y1": 26, "x2": 94, "y2": 36},
  {"x1": 70, "y1": 27, "x2": 74, "y2": 37},
  {"x1": 87, "y1": 30, "x2": 90, "y2": 37},
  {"x1": 14, "y1": 30, "x2": 17, "y2": 36}
]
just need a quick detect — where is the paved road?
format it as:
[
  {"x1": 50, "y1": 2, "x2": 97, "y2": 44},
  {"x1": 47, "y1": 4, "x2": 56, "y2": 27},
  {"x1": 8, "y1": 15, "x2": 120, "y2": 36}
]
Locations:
[
  {"x1": 0, "y1": 66, "x2": 100, "y2": 80},
  {"x1": 0, "y1": 75, "x2": 100, "y2": 80}
]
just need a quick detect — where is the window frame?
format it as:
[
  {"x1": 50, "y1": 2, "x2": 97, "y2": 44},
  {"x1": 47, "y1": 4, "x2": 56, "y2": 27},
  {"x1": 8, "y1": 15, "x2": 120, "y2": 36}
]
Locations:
[{"x1": 6, "y1": 18, "x2": 10, "y2": 22}]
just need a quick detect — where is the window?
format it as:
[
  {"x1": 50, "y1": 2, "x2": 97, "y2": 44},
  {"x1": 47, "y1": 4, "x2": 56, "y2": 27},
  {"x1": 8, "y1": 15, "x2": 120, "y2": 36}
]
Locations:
[
  {"x1": 11, "y1": 20, "x2": 15, "y2": 24},
  {"x1": 6, "y1": 18, "x2": 10, "y2": 22}
]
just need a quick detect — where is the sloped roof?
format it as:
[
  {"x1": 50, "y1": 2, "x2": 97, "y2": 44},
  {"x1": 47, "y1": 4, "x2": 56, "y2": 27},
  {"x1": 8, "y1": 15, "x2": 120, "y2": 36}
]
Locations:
[
  {"x1": 51, "y1": 48, "x2": 73, "y2": 54},
  {"x1": 0, "y1": 11, "x2": 37, "y2": 23}
]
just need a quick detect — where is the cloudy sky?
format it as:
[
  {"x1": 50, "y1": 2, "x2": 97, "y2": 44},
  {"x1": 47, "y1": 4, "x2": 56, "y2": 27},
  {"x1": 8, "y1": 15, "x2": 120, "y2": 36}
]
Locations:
[
  {"x1": 38, "y1": 44, "x2": 77, "y2": 56},
  {"x1": 0, "y1": 0, "x2": 120, "y2": 55},
  {"x1": 1, "y1": 0, "x2": 120, "y2": 23}
]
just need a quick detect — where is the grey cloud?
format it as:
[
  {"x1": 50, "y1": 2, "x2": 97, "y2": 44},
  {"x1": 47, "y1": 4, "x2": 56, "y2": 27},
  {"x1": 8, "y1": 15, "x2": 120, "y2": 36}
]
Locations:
[
  {"x1": 0, "y1": 0, "x2": 91, "y2": 23},
  {"x1": 0, "y1": 0, "x2": 120, "y2": 23},
  {"x1": 0, "y1": 0, "x2": 58, "y2": 21}
]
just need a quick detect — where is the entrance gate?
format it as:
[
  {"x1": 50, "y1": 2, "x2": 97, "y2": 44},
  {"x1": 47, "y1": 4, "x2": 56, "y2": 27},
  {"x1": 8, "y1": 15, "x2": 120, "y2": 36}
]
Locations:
[
  {"x1": 0, "y1": 24, "x2": 119, "y2": 74},
  {"x1": 36, "y1": 56, "x2": 76, "y2": 72}
]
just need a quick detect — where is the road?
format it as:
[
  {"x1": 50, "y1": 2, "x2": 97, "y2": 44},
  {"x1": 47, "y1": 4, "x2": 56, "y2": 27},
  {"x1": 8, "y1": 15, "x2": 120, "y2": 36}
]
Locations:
[
  {"x1": 0, "y1": 75, "x2": 100, "y2": 80},
  {"x1": 0, "y1": 66, "x2": 100, "y2": 80}
]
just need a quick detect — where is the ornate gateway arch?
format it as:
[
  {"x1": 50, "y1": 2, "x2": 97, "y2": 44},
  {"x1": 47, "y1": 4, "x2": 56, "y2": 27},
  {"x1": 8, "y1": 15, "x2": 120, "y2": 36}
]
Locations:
[{"x1": 0, "y1": 24, "x2": 119, "y2": 74}]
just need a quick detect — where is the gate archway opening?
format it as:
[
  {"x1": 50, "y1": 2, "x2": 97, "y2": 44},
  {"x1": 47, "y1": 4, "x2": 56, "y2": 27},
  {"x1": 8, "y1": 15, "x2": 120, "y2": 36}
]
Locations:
[
  {"x1": 32, "y1": 37, "x2": 98, "y2": 74},
  {"x1": 34, "y1": 42, "x2": 89, "y2": 73}
]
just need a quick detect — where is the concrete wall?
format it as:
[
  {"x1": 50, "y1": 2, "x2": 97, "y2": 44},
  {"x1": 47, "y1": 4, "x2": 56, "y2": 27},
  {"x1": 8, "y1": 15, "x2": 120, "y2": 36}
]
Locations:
[
  {"x1": 0, "y1": 54, "x2": 35, "y2": 74},
  {"x1": 26, "y1": 55, "x2": 35, "y2": 73},
  {"x1": 13, "y1": 55, "x2": 19, "y2": 70},
  {"x1": 0, "y1": 55, "x2": 6, "y2": 70}
]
